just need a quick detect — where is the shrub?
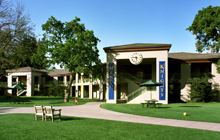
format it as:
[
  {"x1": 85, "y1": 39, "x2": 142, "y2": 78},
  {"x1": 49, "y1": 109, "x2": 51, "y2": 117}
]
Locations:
[{"x1": 187, "y1": 73, "x2": 219, "y2": 102}]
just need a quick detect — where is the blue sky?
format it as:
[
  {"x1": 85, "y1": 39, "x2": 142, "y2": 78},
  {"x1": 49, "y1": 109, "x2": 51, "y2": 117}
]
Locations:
[{"x1": 19, "y1": 0, "x2": 220, "y2": 63}]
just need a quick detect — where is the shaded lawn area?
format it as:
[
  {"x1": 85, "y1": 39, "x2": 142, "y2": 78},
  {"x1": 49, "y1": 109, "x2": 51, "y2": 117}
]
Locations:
[
  {"x1": 0, "y1": 96, "x2": 104, "y2": 107},
  {"x1": 101, "y1": 102, "x2": 220, "y2": 123},
  {"x1": 0, "y1": 114, "x2": 220, "y2": 140}
]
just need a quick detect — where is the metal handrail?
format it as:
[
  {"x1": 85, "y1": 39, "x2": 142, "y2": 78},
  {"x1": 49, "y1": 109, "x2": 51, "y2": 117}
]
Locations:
[{"x1": 127, "y1": 86, "x2": 147, "y2": 102}]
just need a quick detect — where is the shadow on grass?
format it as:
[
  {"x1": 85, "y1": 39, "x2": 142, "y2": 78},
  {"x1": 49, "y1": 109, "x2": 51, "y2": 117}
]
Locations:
[
  {"x1": 178, "y1": 106, "x2": 202, "y2": 107},
  {"x1": 24, "y1": 103, "x2": 35, "y2": 105},
  {"x1": 60, "y1": 116, "x2": 85, "y2": 121},
  {"x1": 158, "y1": 107, "x2": 171, "y2": 109},
  {"x1": 48, "y1": 102, "x2": 70, "y2": 105}
]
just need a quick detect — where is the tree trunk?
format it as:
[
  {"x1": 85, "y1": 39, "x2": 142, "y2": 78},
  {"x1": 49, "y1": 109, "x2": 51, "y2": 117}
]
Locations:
[{"x1": 64, "y1": 73, "x2": 74, "y2": 102}]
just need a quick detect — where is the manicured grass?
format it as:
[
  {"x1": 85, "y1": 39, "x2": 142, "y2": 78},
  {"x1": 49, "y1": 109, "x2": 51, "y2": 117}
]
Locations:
[
  {"x1": 0, "y1": 114, "x2": 220, "y2": 140},
  {"x1": 0, "y1": 96, "x2": 104, "y2": 107},
  {"x1": 101, "y1": 102, "x2": 220, "y2": 123}
]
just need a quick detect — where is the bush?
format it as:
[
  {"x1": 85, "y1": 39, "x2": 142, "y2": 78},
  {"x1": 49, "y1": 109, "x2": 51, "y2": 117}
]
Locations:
[
  {"x1": 57, "y1": 84, "x2": 66, "y2": 97},
  {"x1": 47, "y1": 82, "x2": 56, "y2": 96},
  {"x1": 47, "y1": 82, "x2": 66, "y2": 97},
  {"x1": 187, "y1": 73, "x2": 219, "y2": 102}
]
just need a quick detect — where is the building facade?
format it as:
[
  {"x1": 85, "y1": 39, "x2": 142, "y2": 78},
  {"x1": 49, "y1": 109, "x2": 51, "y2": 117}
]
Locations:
[{"x1": 6, "y1": 43, "x2": 220, "y2": 104}]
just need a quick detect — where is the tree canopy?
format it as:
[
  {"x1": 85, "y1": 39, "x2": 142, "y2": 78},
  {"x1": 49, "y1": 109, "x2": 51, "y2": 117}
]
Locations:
[
  {"x1": 32, "y1": 16, "x2": 103, "y2": 102},
  {"x1": 186, "y1": 5, "x2": 220, "y2": 53},
  {"x1": 0, "y1": 0, "x2": 45, "y2": 77}
]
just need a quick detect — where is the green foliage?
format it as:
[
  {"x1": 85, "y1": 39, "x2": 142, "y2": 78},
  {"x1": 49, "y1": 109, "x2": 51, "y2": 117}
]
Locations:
[
  {"x1": 186, "y1": 5, "x2": 220, "y2": 53},
  {"x1": 32, "y1": 16, "x2": 103, "y2": 102},
  {"x1": 168, "y1": 74, "x2": 181, "y2": 103},
  {"x1": 0, "y1": 0, "x2": 36, "y2": 77},
  {"x1": 33, "y1": 16, "x2": 103, "y2": 77},
  {"x1": 46, "y1": 81, "x2": 66, "y2": 97},
  {"x1": 47, "y1": 82, "x2": 56, "y2": 96},
  {"x1": 38, "y1": 84, "x2": 45, "y2": 96},
  {"x1": 187, "y1": 73, "x2": 219, "y2": 102},
  {"x1": 216, "y1": 59, "x2": 220, "y2": 74},
  {"x1": 57, "y1": 83, "x2": 66, "y2": 97},
  {"x1": 16, "y1": 35, "x2": 49, "y2": 69}
]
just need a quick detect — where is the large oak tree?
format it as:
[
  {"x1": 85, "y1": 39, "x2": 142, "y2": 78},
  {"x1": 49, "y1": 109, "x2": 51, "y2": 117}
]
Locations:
[
  {"x1": 32, "y1": 16, "x2": 103, "y2": 102},
  {"x1": 186, "y1": 5, "x2": 220, "y2": 53}
]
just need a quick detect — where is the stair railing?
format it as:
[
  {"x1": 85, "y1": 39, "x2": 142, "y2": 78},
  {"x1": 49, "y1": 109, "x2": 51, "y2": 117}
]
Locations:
[
  {"x1": 17, "y1": 89, "x2": 27, "y2": 96},
  {"x1": 127, "y1": 86, "x2": 147, "y2": 102}
]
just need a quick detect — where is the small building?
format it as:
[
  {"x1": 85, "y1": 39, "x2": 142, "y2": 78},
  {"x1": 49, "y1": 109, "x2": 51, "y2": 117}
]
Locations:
[{"x1": 6, "y1": 43, "x2": 220, "y2": 104}]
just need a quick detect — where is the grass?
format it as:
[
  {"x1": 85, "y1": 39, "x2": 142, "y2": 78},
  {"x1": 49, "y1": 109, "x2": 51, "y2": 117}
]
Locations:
[
  {"x1": 101, "y1": 102, "x2": 220, "y2": 123},
  {"x1": 0, "y1": 96, "x2": 104, "y2": 107},
  {"x1": 0, "y1": 114, "x2": 220, "y2": 140}
]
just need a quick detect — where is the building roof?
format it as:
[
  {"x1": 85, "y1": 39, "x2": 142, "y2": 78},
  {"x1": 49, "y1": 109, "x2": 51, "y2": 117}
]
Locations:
[
  {"x1": 6, "y1": 66, "x2": 47, "y2": 73},
  {"x1": 103, "y1": 43, "x2": 172, "y2": 52},
  {"x1": 168, "y1": 52, "x2": 220, "y2": 63},
  {"x1": 47, "y1": 69, "x2": 71, "y2": 76},
  {"x1": 6, "y1": 67, "x2": 71, "y2": 77}
]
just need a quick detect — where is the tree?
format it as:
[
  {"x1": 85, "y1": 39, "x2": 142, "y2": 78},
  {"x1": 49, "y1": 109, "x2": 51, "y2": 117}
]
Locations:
[
  {"x1": 14, "y1": 35, "x2": 49, "y2": 69},
  {"x1": 0, "y1": 0, "x2": 35, "y2": 77},
  {"x1": 187, "y1": 73, "x2": 219, "y2": 102},
  {"x1": 32, "y1": 16, "x2": 103, "y2": 102},
  {"x1": 186, "y1": 5, "x2": 220, "y2": 53}
]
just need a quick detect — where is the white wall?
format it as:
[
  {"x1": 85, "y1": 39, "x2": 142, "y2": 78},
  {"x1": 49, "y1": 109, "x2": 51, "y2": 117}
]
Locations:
[
  {"x1": 212, "y1": 63, "x2": 220, "y2": 101},
  {"x1": 106, "y1": 50, "x2": 168, "y2": 104}
]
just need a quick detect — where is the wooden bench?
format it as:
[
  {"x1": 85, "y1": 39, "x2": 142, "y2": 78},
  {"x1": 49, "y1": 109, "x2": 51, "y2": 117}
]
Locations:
[
  {"x1": 44, "y1": 106, "x2": 61, "y2": 122},
  {"x1": 34, "y1": 105, "x2": 44, "y2": 121}
]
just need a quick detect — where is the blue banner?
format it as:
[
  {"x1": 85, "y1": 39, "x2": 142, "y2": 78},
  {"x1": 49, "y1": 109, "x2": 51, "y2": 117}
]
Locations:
[
  {"x1": 159, "y1": 61, "x2": 165, "y2": 100},
  {"x1": 109, "y1": 63, "x2": 114, "y2": 100}
]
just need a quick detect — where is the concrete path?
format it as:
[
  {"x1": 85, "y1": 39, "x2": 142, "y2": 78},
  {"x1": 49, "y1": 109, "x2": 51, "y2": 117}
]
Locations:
[{"x1": 1, "y1": 102, "x2": 220, "y2": 132}]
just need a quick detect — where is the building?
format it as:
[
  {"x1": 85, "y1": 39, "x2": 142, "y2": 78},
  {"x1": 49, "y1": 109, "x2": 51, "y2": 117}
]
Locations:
[{"x1": 6, "y1": 43, "x2": 220, "y2": 104}]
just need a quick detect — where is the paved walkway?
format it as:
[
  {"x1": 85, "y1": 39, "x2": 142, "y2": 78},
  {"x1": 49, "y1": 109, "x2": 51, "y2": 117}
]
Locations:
[{"x1": 0, "y1": 102, "x2": 220, "y2": 132}]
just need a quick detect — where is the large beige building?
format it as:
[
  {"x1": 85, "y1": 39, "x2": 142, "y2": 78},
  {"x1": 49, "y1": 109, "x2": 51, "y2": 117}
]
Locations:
[{"x1": 6, "y1": 43, "x2": 220, "y2": 104}]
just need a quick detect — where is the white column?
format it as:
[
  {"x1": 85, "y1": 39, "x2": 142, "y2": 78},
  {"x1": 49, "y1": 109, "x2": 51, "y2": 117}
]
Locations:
[
  {"x1": 75, "y1": 73, "x2": 78, "y2": 97},
  {"x1": 156, "y1": 51, "x2": 168, "y2": 104},
  {"x1": 63, "y1": 76, "x2": 67, "y2": 96},
  {"x1": 93, "y1": 92, "x2": 96, "y2": 98},
  {"x1": 26, "y1": 74, "x2": 33, "y2": 97},
  {"x1": 64, "y1": 76, "x2": 67, "y2": 85},
  {"x1": 99, "y1": 79, "x2": 103, "y2": 100},
  {"x1": 54, "y1": 77, "x2": 58, "y2": 96},
  {"x1": 16, "y1": 77, "x2": 19, "y2": 84},
  {"x1": 7, "y1": 75, "x2": 12, "y2": 95},
  {"x1": 80, "y1": 73, "x2": 84, "y2": 98},
  {"x1": 38, "y1": 76, "x2": 41, "y2": 91},
  {"x1": 106, "y1": 53, "x2": 117, "y2": 103},
  {"x1": 89, "y1": 79, "x2": 93, "y2": 99},
  {"x1": 69, "y1": 75, "x2": 73, "y2": 97}
]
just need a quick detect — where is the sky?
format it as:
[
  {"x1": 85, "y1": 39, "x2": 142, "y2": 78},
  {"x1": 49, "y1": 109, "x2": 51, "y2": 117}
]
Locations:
[{"x1": 18, "y1": 0, "x2": 220, "y2": 63}]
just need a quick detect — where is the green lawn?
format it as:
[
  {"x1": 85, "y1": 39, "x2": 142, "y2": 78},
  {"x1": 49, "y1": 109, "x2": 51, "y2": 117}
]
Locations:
[
  {"x1": 0, "y1": 114, "x2": 220, "y2": 140},
  {"x1": 0, "y1": 96, "x2": 104, "y2": 107},
  {"x1": 101, "y1": 102, "x2": 220, "y2": 123}
]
